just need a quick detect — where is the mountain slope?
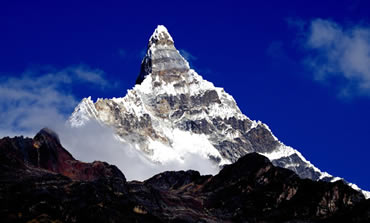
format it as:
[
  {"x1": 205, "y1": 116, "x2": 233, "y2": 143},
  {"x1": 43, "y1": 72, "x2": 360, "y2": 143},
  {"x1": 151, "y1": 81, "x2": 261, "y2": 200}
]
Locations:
[
  {"x1": 0, "y1": 130, "x2": 368, "y2": 222},
  {"x1": 69, "y1": 25, "x2": 369, "y2": 198}
]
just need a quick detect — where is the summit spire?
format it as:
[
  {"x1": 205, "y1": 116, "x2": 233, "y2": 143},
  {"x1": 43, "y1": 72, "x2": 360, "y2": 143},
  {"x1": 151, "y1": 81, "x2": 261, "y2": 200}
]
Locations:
[
  {"x1": 136, "y1": 25, "x2": 189, "y2": 85},
  {"x1": 148, "y1": 25, "x2": 174, "y2": 47}
]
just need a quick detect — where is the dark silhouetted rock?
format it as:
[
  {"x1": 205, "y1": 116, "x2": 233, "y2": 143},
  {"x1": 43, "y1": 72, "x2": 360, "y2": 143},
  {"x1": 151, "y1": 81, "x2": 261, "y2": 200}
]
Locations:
[{"x1": 0, "y1": 130, "x2": 369, "y2": 222}]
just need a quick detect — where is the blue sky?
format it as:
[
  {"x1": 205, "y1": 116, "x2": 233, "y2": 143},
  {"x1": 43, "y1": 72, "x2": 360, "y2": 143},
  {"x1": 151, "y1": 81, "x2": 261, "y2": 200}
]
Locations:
[{"x1": 1, "y1": 1, "x2": 370, "y2": 189}]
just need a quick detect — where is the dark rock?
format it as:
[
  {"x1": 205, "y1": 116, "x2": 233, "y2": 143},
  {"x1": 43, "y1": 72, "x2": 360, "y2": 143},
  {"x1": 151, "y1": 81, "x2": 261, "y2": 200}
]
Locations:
[
  {"x1": 203, "y1": 153, "x2": 366, "y2": 222},
  {"x1": 272, "y1": 153, "x2": 323, "y2": 180},
  {"x1": 1, "y1": 130, "x2": 369, "y2": 222},
  {"x1": 245, "y1": 124, "x2": 279, "y2": 153}
]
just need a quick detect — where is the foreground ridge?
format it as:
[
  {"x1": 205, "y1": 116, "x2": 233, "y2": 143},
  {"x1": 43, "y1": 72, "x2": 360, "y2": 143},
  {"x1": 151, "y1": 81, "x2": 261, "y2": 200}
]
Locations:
[
  {"x1": 69, "y1": 25, "x2": 369, "y2": 198},
  {"x1": 0, "y1": 129, "x2": 369, "y2": 222}
]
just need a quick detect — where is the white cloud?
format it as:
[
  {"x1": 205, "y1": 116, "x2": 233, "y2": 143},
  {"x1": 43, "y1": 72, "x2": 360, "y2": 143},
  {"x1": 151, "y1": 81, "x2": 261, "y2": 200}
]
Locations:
[
  {"x1": 73, "y1": 66, "x2": 110, "y2": 88},
  {"x1": 303, "y1": 19, "x2": 370, "y2": 96},
  {"x1": 58, "y1": 121, "x2": 219, "y2": 181},
  {"x1": 179, "y1": 49, "x2": 198, "y2": 63},
  {"x1": 0, "y1": 65, "x2": 110, "y2": 136}
]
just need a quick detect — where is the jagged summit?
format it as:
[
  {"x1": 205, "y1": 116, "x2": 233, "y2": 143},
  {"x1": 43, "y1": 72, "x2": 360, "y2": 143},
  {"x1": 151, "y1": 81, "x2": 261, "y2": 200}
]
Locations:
[
  {"x1": 136, "y1": 25, "x2": 189, "y2": 85},
  {"x1": 36, "y1": 127, "x2": 61, "y2": 145},
  {"x1": 148, "y1": 25, "x2": 174, "y2": 47}
]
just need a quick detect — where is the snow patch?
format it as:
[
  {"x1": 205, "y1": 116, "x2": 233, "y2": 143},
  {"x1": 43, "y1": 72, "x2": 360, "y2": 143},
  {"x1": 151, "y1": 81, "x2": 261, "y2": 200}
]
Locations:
[
  {"x1": 148, "y1": 128, "x2": 230, "y2": 166},
  {"x1": 260, "y1": 144, "x2": 296, "y2": 161},
  {"x1": 258, "y1": 125, "x2": 333, "y2": 181},
  {"x1": 69, "y1": 96, "x2": 98, "y2": 127},
  {"x1": 149, "y1": 25, "x2": 174, "y2": 43},
  {"x1": 346, "y1": 183, "x2": 370, "y2": 199}
]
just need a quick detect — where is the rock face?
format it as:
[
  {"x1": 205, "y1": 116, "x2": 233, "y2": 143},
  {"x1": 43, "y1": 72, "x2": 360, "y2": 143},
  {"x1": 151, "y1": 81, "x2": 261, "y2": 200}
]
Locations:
[
  {"x1": 68, "y1": 25, "x2": 369, "y2": 197},
  {"x1": 0, "y1": 128, "x2": 126, "y2": 182},
  {"x1": 0, "y1": 131, "x2": 369, "y2": 223}
]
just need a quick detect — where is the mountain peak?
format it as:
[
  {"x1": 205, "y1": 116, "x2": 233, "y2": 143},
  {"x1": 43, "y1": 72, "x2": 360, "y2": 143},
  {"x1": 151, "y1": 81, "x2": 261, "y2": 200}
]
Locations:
[
  {"x1": 136, "y1": 25, "x2": 189, "y2": 84},
  {"x1": 70, "y1": 26, "x2": 370, "y2": 198},
  {"x1": 148, "y1": 25, "x2": 174, "y2": 47},
  {"x1": 35, "y1": 127, "x2": 61, "y2": 145}
]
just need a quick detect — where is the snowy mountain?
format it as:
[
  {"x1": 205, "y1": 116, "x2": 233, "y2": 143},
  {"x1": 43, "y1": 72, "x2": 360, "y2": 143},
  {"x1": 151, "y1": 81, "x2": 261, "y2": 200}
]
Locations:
[{"x1": 69, "y1": 25, "x2": 369, "y2": 198}]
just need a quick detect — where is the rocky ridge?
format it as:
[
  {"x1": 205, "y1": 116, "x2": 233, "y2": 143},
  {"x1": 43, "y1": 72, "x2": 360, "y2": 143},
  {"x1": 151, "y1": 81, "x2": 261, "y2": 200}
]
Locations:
[{"x1": 0, "y1": 129, "x2": 369, "y2": 222}]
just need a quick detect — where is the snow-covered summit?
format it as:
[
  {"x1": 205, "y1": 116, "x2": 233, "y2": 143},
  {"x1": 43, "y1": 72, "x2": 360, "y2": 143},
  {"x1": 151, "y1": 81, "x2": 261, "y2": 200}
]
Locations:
[
  {"x1": 149, "y1": 25, "x2": 174, "y2": 46},
  {"x1": 69, "y1": 25, "x2": 369, "y2": 199}
]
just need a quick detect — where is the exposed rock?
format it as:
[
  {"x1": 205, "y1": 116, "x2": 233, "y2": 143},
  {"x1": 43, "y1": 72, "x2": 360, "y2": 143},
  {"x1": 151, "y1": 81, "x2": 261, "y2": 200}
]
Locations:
[{"x1": 0, "y1": 128, "x2": 126, "y2": 182}]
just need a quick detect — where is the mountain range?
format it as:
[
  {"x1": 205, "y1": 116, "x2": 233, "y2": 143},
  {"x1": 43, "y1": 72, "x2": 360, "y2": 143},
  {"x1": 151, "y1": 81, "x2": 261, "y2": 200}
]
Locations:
[{"x1": 1, "y1": 128, "x2": 369, "y2": 222}]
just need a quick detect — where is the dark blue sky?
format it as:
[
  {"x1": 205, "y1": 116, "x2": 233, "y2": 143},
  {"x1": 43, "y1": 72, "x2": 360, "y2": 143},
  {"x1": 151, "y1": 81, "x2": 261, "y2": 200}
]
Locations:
[{"x1": 1, "y1": 1, "x2": 370, "y2": 190}]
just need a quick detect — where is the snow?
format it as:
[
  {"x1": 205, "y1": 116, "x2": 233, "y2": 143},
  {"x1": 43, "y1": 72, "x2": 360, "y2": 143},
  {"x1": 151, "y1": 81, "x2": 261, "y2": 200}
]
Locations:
[
  {"x1": 258, "y1": 125, "x2": 370, "y2": 198},
  {"x1": 260, "y1": 144, "x2": 296, "y2": 161},
  {"x1": 111, "y1": 97, "x2": 125, "y2": 104},
  {"x1": 131, "y1": 67, "x2": 247, "y2": 122},
  {"x1": 69, "y1": 96, "x2": 99, "y2": 127},
  {"x1": 110, "y1": 88, "x2": 151, "y2": 119},
  {"x1": 330, "y1": 177, "x2": 342, "y2": 182},
  {"x1": 149, "y1": 25, "x2": 174, "y2": 43},
  {"x1": 319, "y1": 172, "x2": 333, "y2": 180},
  {"x1": 258, "y1": 125, "x2": 334, "y2": 181},
  {"x1": 363, "y1": 190, "x2": 370, "y2": 199},
  {"x1": 135, "y1": 74, "x2": 153, "y2": 95},
  {"x1": 148, "y1": 128, "x2": 230, "y2": 166},
  {"x1": 347, "y1": 183, "x2": 370, "y2": 199}
]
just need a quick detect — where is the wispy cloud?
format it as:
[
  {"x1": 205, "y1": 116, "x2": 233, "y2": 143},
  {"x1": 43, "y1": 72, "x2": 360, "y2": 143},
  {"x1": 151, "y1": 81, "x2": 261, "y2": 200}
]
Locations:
[
  {"x1": 61, "y1": 120, "x2": 219, "y2": 181},
  {"x1": 179, "y1": 49, "x2": 198, "y2": 63},
  {"x1": 301, "y1": 19, "x2": 370, "y2": 97},
  {"x1": 72, "y1": 66, "x2": 111, "y2": 89},
  {"x1": 178, "y1": 49, "x2": 213, "y2": 75},
  {"x1": 0, "y1": 65, "x2": 111, "y2": 136}
]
